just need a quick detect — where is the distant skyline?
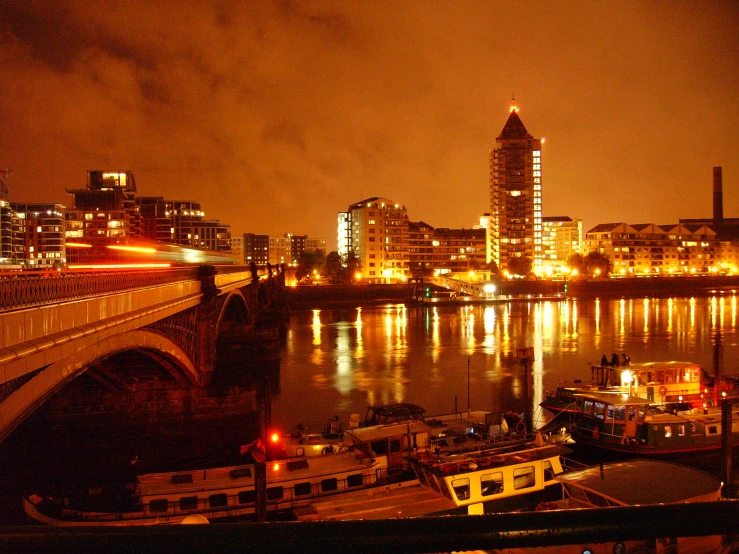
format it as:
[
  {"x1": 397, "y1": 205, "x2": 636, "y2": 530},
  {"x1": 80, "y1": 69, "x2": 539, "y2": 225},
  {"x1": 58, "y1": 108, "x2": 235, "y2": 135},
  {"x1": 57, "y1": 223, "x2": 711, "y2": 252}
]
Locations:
[{"x1": 1, "y1": 1, "x2": 737, "y2": 250}]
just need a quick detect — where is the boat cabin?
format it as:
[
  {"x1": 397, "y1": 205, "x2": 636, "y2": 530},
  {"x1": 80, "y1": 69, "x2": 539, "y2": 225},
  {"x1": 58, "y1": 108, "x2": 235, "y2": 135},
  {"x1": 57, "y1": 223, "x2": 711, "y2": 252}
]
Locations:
[
  {"x1": 410, "y1": 444, "x2": 570, "y2": 515},
  {"x1": 363, "y1": 403, "x2": 426, "y2": 426},
  {"x1": 592, "y1": 361, "x2": 706, "y2": 405},
  {"x1": 571, "y1": 390, "x2": 739, "y2": 455}
]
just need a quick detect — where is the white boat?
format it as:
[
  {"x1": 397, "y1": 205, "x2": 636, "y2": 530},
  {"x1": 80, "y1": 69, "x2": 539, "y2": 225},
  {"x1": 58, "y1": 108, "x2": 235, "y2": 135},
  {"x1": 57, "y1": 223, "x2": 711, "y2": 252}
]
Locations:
[
  {"x1": 23, "y1": 449, "x2": 406, "y2": 526},
  {"x1": 489, "y1": 459, "x2": 725, "y2": 554}
]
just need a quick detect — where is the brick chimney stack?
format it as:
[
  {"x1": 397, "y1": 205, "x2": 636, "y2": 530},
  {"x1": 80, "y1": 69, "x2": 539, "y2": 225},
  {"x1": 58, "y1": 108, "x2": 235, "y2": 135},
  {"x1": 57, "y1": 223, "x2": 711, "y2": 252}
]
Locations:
[{"x1": 713, "y1": 167, "x2": 723, "y2": 237}]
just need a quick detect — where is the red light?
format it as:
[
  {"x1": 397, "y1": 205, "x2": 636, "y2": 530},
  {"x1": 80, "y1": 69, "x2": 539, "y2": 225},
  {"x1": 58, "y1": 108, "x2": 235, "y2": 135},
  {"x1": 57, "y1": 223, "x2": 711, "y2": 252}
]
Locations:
[{"x1": 270, "y1": 433, "x2": 280, "y2": 443}]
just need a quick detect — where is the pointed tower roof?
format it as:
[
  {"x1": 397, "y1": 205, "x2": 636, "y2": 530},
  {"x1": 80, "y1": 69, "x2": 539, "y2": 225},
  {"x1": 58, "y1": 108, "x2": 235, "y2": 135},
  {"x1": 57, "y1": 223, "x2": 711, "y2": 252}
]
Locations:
[{"x1": 497, "y1": 95, "x2": 533, "y2": 140}]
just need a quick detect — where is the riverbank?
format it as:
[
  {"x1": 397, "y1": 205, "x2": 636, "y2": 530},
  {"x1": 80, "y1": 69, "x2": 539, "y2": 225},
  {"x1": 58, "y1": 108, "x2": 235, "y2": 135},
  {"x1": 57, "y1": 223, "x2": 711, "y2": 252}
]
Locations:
[{"x1": 284, "y1": 275, "x2": 739, "y2": 310}]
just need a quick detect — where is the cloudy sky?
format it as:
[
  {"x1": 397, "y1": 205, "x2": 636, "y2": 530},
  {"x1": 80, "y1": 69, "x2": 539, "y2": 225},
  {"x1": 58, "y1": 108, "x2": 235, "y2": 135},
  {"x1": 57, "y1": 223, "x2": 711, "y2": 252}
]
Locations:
[{"x1": 1, "y1": 1, "x2": 737, "y2": 249}]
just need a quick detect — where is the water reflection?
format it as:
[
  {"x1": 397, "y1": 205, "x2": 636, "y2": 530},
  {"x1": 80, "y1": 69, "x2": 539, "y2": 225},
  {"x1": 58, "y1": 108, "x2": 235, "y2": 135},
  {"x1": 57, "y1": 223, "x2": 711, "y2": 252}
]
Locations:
[{"x1": 274, "y1": 296, "x2": 739, "y2": 430}]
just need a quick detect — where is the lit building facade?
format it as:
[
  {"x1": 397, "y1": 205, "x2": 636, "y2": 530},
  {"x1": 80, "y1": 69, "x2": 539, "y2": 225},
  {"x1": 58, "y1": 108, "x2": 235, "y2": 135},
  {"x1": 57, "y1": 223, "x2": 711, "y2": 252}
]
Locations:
[
  {"x1": 230, "y1": 236, "x2": 244, "y2": 264},
  {"x1": 244, "y1": 233, "x2": 269, "y2": 265},
  {"x1": 0, "y1": 198, "x2": 23, "y2": 266},
  {"x1": 489, "y1": 98, "x2": 543, "y2": 274},
  {"x1": 11, "y1": 203, "x2": 66, "y2": 268},
  {"x1": 339, "y1": 197, "x2": 409, "y2": 282},
  {"x1": 65, "y1": 171, "x2": 141, "y2": 264},
  {"x1": 306, "y1": 237, "x2": 326, "y2": 256},
  {"x1": 541, "y1": 216, "x2": 582, "y2": 274},
  {"x1": 583, "y1": 222, "x2": 722, "y2": 276}
]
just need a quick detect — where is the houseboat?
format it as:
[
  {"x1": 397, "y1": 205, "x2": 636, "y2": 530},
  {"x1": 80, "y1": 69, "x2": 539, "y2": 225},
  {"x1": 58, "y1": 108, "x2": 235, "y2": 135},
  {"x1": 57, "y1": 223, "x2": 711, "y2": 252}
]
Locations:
[
  {"x1": 492, "y1": 459, "x2": 725, "y2": 554},
  {"x1": 541, "y1": 360, "x2": 713, "y2": 417},
  {"x1": 295, "y1": 438, "x2": 573, "y2": 520},
  {"x1": 568, "y1": 390, "x2": 739, "y2": 456},
  {"x1": 22, "y1": 447, "x2": 415, "y2": 526}
]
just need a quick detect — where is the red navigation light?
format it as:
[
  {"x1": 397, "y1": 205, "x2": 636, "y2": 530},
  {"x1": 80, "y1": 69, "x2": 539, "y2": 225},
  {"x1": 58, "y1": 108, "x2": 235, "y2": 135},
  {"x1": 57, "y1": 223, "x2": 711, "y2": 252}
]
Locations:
[{"x1": 270, "y1": 432, "x2": 280, "y2": 443}]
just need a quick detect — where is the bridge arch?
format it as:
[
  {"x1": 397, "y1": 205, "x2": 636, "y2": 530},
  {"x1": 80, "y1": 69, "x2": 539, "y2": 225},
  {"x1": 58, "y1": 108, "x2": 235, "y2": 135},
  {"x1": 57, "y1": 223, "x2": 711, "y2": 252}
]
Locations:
[
  {"x1": 0, "y1": 329, "x2": 198, "y2": 443},
  {"x1": 216, "y1": 290, "x2": 252, "y2": 332}
]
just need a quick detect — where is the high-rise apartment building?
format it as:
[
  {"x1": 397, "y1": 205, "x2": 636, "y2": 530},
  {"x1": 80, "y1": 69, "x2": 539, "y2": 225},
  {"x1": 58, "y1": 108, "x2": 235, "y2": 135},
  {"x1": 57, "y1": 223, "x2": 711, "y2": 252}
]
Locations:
[{"x1": 489, "y1": 98, "x2": 543, "y2": 273}]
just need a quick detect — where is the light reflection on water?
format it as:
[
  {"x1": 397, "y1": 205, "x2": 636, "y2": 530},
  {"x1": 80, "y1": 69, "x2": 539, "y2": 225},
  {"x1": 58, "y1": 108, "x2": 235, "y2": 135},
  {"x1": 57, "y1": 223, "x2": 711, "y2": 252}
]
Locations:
[{"x1": 272, "y1": 296, "x2": 739, "y2": 430}]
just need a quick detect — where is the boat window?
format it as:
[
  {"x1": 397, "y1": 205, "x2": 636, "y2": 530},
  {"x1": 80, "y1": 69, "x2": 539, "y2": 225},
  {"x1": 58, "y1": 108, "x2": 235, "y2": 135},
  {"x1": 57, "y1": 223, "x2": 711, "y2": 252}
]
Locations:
[
  {"x1": 389, "y1": 440, "x2": 401, "y2": 454},
  {"x1": 371, "y1": 440, "x2": 388, "y2": 455},
  {"x1": 563, "y1": 483, "x2": 588, "y2": 502},
  {"x1": 287, "y1": 459, "x2": 309, "y2": 471},
  {"x1": 209, "y1": 494, "x2": 228, "y2": 508},
  {"x1": 230, "y1": 468, "x2": 252, "y2": 479},
  {"x1": 664, "y1": 425, "x2": 672, "y2": 438},
  {"x1": 678, "y1": 424, "x2": 686, "y2": 437},
  {"x1": 320, "y1": 478, "x2": 338, "y2": 492},
  {"x1": 149, "y1": 499, "x2": 168, "y2": 513},
  {"x1": 451, "y1": 478, "x2": 470, "y2": 501},
  {"x1": 238, "y1": 490, "x2": 256, "y2": 504},
  {"x1": 294, "y1": 482, "x2": 312, "y2": 496},
  {"x1": 583, "y1": 400, "x2": 594, "y2": 414},
  {"x1": 481, "y1": 472, "x2": 504, "y2": 496},
  {"x1": 267, "y1": 486, "x2": 284, "y2": 500},
  {"x1": 707, "y1": 425, "x2": 718, "y2": 435},
  {"x1": 171, "y1": 474, "x2": 193, "y2": 485},
  {"x1": 628, "y1": 407, "x2": 636, "y2": 422},
  {"x1": 347, "y1": 473, "x2": 364, "y2": 488},
  {"x1": 513, "y1": 467, "x2": 536, "y2": 490},
  {"x1": 594, "y1": 402, "x2": 606, "y2": 420},
  {"x1": 613, "y1": 406, "x2": 626, "y2": 421},
  {"x1": 179, "y1": 496, "x2": 198, "y2": 511}
]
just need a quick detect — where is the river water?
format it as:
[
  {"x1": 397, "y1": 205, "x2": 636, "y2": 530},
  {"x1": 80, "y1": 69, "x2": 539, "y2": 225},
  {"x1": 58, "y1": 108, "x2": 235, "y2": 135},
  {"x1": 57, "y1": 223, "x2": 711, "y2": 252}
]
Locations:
[
  {"x1": 1, "y1": 294, "x2": 738, "y2": 524},
  {"x1": 271, "y1": 296, "x2": 739, "y2": 432}
]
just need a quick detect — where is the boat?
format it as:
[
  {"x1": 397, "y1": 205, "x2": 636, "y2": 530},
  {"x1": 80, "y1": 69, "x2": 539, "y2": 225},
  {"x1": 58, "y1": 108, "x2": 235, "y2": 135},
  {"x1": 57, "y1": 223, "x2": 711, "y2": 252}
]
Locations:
[
  {"x1": 568, "y1": 390, "x2": 739, "y2": 457},
  {"x1": 274, "y1": 403, "x2": 506, "y2": 459},
  {"x1": 23, "y1": 419, "x2": 431, "y2": 526},
  {"x1": 295, "y1": 437, "x2": 573, "y2": 520},
  {"x1": 489, "y1": 459, "x2": 725, "y2": 554},
  {"x1": 541, "y1": 360, "x2": 718, "y2": 417}
]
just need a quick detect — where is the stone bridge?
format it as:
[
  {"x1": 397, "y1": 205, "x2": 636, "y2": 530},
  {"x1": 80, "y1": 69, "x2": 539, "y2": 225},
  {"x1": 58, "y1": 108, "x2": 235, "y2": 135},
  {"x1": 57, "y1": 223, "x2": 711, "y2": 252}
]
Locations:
[{"x1": 0, "y1": 264, "x2": 286, "y2": 444}]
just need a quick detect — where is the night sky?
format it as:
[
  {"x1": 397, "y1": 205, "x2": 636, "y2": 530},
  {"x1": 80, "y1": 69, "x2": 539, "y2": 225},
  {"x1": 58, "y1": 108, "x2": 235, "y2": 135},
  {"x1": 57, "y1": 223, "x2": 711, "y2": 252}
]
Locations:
[{"x1": 1, "y1": 1, "x2": 737, "y2": 249}]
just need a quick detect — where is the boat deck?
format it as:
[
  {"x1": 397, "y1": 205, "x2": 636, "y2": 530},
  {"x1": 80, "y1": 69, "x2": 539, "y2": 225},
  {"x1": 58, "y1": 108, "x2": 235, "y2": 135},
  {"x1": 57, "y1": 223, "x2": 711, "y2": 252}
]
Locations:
[{"x1": 293, "y1": 481, "x2": 457, "y2": 521}]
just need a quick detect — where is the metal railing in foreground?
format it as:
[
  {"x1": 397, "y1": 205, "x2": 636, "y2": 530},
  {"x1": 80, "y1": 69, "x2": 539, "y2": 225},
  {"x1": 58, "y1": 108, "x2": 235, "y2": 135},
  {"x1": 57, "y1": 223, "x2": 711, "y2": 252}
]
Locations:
[{"x1": 2, "y1": 499, "x2": 738, "y2": 553}]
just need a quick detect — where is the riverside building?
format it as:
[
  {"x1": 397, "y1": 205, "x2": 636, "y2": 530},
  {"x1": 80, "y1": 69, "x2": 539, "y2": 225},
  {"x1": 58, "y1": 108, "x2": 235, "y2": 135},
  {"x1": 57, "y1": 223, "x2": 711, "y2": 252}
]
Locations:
[
  {"x1": 582, "y1": 222, "x2": 724, "y2": 276},
  {"x1": 489, "y1": 97, "x2": 543, "y2": 274}
]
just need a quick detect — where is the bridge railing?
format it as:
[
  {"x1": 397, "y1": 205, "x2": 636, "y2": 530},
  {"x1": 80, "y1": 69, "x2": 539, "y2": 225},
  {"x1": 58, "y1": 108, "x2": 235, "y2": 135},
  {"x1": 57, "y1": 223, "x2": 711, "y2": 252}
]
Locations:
[{"x1": 0, "y1": 268, "x2": 200, "y2": 312}]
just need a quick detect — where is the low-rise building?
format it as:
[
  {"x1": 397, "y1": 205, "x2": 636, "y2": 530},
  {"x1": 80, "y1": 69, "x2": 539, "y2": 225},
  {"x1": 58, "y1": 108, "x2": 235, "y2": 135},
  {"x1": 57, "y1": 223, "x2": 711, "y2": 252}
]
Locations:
[{"x1": 583, "y1": 222, "x2": 722, "y2": 276}]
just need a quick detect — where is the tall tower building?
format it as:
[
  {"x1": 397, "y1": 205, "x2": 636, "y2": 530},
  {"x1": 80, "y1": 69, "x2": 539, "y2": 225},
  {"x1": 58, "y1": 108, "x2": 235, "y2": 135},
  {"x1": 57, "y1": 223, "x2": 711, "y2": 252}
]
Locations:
[{"x1": 489, "y1": 97, "x2": 543, "y2": 274}]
